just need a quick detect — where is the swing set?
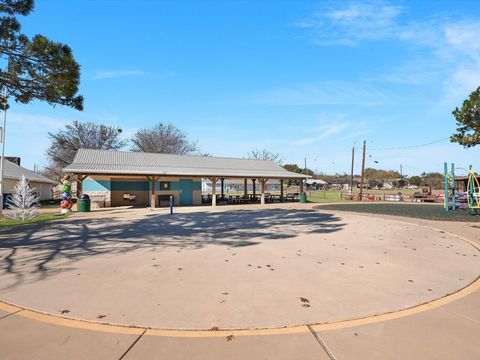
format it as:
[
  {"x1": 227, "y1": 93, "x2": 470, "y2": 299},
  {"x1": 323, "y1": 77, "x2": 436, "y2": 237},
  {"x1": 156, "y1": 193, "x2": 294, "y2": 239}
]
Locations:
[{"x1": 444, "y1": 163, "x2": 480, "y2": 215}]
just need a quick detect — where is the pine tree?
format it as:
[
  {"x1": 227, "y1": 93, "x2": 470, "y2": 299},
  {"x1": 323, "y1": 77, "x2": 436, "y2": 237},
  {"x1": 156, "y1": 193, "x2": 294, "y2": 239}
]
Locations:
[
  {"x1": 451, "y1": 86, "x2": 480, "y2": 148},
  {"x1": 0, "y1": 0, "x2": 83, "y2": 110},
  {"x1": 7, "y1": 174, "x2": 39, "y2": 221}
]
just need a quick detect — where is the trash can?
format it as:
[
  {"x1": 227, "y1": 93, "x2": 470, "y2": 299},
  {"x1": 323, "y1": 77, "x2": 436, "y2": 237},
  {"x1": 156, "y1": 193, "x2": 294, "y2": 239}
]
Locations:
[
  {"x1": 299, "y1": 192, "x2": 307, "y2": 203},
  {"x1": 78, "y1": 194, "x2": 91, "y2": 212}
]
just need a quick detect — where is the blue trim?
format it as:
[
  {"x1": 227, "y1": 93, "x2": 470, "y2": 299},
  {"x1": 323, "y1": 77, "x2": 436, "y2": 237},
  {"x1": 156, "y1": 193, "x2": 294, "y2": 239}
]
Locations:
[
  {"x1": 111, "y1": 181, "x2": 149, "y2": 191},
  {"x1": 84, "y1": 179, "x2": 201, "y2": 193},
  {"x1": 170, "y1": 181, "x2": 180, "y2": 191},
  {"x1": 192, "y1": 181, "x2": 202, "y2": 191},
  {"x1": 155, "y1": 181, "x2": 180, "y2": 191},
  {"x1": 83, "y1": 179, "x2": 111, "y2": 191}
]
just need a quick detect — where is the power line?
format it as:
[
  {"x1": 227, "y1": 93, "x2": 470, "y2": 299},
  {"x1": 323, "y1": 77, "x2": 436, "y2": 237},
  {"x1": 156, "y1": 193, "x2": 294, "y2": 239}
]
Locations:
[{"x1": 369, "y1": 137, "x2": 450, "y2": 152}]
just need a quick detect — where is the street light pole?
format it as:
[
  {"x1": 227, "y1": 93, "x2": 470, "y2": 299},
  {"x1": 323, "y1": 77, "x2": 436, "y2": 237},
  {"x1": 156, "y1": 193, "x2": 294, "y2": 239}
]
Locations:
[
  {"x1": 359, "y1": 140, "x2": 366, "y2": 201},
  {"x1": 349, "y1": 146, "x2": 354, "y2": 199},
  {"x1": 0, "y1": 86, "x2": 7, "y2": 216}
]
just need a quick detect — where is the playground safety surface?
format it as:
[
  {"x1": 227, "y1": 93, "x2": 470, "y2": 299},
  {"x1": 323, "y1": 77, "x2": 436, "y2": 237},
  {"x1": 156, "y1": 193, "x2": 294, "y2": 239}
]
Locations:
[
  {"x1": 316, "y1": 202, "x2": 480, "y2": 221},
  {"x1": 1, "y1": 204, "x2": 480, "y2": 359}
]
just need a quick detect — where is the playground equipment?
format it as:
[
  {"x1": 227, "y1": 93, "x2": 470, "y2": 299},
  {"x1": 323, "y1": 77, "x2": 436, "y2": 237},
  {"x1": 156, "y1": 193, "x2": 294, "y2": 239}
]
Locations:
[
  {"x1": 60, "y1": 175, "x2": 73, "y2": 214},
  {"x1": 444, "y1": 163, "x2": 480, "y2": 215}
]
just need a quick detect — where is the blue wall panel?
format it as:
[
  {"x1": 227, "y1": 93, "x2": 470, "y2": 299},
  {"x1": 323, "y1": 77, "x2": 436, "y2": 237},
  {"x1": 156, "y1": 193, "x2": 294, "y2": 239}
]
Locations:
[
  {"x1": 83, "y1": 179, "x2": 111, "y2": 191},
  {"x1": 85, "y1": 179, "x2": 201, "y2": 193},
  {"x1": 192, "y1": 181, "x2": 202, "y2": 191},
  {"x1": 111, "y1": 181, "x2": 149, "y2": 191}
]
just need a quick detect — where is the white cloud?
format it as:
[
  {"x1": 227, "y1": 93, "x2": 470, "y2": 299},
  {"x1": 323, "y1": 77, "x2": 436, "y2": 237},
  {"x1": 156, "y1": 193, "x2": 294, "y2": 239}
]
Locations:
[
  {"x1": 444, "y1": 22, "x2": 480, "y2": 59},
  {"x1": 4, "y1": 113, "x2": 72, "y2": 169},
  {"x1": 252, "y1": 81, "x2": 391, "y2": 106},
  {"x1": 296, "y1": 1, "x2": 404, "y2": 46},
  {"x1": 8, "y1": 112, "x2": 68, "y2": 130},
  {"x1": 93, "y1": 70, "x2": 148, "y2": 80},
  {"x1": 296, "y1": 1, "x2": 480, "y2": 106},
  {"x1": 294, "y1": 121, "x2": 350, "y2": 145},
  {"x1": 291, "y1": 112, "x2": 378, "y2": 146}
]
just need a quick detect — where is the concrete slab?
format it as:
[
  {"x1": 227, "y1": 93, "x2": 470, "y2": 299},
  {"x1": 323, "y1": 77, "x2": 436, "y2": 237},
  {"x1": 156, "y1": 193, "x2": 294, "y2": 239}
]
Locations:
[
  {"x1": 441, "y1": 289, "x2": 480, "y2": 323},
  {"x1": 124, "y1": 331, "x2": 330, "y2": 360},
  {"x1": 1, "y1": 206, "x2": 478, "y2": 330},
  {"x1": 317, "y1": 307, "x2": 480, "y2": 360},
  {"x1": 0, "y1": 313, "x2": 138, "y2": 360},
  {"x1": 0, "y1": 309, "x2": 11, "y2": 319}
]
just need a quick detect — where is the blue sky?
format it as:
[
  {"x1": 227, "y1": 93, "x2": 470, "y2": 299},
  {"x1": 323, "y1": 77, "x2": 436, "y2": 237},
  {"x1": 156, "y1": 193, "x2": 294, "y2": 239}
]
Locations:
[{"x1": 5, "y1": 0, "x2": 480, "y2": 176}]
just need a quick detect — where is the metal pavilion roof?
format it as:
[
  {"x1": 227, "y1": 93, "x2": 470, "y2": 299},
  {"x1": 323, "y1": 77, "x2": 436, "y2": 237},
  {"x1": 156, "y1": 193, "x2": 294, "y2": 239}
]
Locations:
[{"x1": 63, "y1": 149, "x2": 309, "y2": 179}]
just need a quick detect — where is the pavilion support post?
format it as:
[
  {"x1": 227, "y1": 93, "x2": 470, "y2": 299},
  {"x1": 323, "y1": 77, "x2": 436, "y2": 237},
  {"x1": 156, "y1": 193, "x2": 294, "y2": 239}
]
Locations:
[
  {"x1": 150, "y1": 176, "x2": 157, "y2": 208},
  {"x1": 300, "y1": 179, "x2": 304, "y2": 194},
  {"x1": 280, "y1": 179, "x2": 284, "y2": 202},
  {"x1": 76, "y1": 174, "x2": 86, "y2": 199},
  {"x1": 243, "y1": 178, "x2": 248, "y2": 197},
  {"x1": 211, "y1": 177, "x2": 217, "y2": 206},
  {"x1": 252, "y1": 179, "x2": 256, "y2": 199},
  {"x1": 221, "y1": 178, "x2": 225, "y2": 198},
  {"x1": 260, "y1": 178, "x2": 266, "y2": 205}
]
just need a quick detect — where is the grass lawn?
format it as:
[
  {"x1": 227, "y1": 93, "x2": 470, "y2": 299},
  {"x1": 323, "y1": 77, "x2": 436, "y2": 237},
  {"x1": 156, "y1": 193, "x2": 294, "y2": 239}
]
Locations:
[
  {"x1": 314, "y1": 202, "x2": 480, "y2": 222},
  {"x1": 306, "y1": 189, "x2": 421, "y2": 203},
  {"x1": 307, "y1": 190, "x2": 346, "y2": 203},
  {"x1": 0, "y1": 212, "x2": 70, "y2": 228}
]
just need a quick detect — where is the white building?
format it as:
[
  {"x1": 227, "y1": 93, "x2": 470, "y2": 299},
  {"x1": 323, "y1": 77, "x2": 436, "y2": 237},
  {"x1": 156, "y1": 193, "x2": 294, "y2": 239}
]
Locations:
[
  {"x1": 1, "y1": 158, "x2": 56, "y2": 201},
  {"x1": 202, "y1": 178, "x2": 282, "y2": 193}
]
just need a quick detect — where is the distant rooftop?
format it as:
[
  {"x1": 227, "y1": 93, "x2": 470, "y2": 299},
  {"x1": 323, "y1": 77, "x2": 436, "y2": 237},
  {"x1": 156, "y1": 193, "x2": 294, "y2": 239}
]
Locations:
[
  {"x1": 63, "y1": 149, "x2": 309, "y2": 179},
  {"x1": 1, "y1": 158, "x2": 56, "y2": 184}
]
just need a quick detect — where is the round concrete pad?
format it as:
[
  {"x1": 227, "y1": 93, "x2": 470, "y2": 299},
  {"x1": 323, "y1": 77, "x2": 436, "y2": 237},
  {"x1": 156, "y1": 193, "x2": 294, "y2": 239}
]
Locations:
[{"x1": 0, "y1": 205, "x2": 479, "y2": 330}]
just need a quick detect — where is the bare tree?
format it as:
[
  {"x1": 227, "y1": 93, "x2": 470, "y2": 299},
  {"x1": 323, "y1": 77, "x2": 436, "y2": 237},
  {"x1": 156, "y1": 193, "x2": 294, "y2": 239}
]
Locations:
[
  {"x1": 130, "y1": 122, "x2": 199, "y2": 154},
  {"x1": 44, "y1": 120, "x2": 126, "y2": 180},
  {"x1": 246, "y1": 149, "x2": 283, "y2": 164}
]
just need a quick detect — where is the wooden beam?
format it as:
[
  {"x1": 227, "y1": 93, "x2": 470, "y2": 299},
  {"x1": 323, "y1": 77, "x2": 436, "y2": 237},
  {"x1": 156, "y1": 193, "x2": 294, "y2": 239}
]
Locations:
[
  {"x1": 151, "y1": 176, "x2": 157, "y2": 208},
  {"x1": 76, "y1": 174, "x2": 83, "y2": 199},
  {"x1": 244, "y1": 178, "x2": 248, "y2": 197},
  {"x1": 280, "y1": 179, "x2": 284, "y2": 202}
]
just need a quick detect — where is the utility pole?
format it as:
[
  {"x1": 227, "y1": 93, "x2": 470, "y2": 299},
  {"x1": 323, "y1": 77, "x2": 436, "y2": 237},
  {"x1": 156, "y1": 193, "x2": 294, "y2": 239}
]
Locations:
[
  {"x1": 0, "y1": 87, "x2": 7, "y2": 216},
  {"x1": 359, "y1": 140, "x2": 366, "y2": 201},
  {"x1": 400, "y1": 164, "x2": 403, "y2": 188},
  {"x1": 349, "y1": 146, "x2": 354, "y2": 199},
  {"x1": 304, "y1": 157, "x2": 307, "y2": 172}
]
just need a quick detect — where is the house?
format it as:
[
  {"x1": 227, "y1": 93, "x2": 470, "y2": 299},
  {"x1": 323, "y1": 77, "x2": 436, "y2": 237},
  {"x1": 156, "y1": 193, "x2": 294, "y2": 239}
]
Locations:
[
  {"x1": 305, "y1": 178, "x2": 327, "y2": 190},
  {"x1": 1, "y1": 157, "x2": 56, "y2": 206}
]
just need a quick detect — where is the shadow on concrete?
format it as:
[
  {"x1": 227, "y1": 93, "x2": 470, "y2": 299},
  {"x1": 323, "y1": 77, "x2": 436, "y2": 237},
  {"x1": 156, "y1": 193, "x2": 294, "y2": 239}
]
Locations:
[{"x1": 0, "y1": 208, "x2": 345, "y2": 289}]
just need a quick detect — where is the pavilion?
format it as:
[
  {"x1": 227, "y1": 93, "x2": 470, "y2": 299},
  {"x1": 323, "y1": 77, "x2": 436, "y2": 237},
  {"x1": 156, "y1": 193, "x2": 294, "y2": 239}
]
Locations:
[{"x1": 63, "y1": 149, "x2": 309, "y2": 208}]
